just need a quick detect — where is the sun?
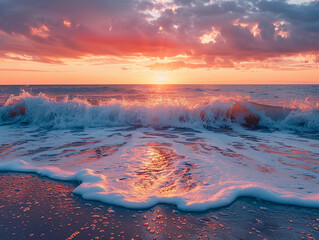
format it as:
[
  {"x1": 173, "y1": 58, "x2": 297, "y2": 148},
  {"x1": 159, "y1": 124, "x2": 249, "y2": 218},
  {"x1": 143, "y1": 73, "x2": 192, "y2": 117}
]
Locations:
[{"x1": 156, "y1": 75, "x2": 165, "y2": 84}]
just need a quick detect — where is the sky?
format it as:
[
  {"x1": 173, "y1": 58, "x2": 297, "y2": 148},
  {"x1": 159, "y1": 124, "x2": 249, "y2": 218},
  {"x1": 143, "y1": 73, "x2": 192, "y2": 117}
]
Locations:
[{"x1": 0, "y1": 0, "x2": 318, "y2": 84}]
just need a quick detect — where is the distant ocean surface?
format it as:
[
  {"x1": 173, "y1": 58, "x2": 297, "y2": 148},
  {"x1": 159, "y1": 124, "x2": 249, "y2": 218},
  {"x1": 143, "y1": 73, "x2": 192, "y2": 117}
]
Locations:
[{"x1": 0, "y1": 85, "x2": 318, "y2": 211}]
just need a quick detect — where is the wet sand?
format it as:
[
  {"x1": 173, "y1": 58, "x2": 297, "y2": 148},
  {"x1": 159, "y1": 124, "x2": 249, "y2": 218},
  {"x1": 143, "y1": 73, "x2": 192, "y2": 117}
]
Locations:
[{"x1": 0, "y1": 173, "x2": 318, "y2": 240}]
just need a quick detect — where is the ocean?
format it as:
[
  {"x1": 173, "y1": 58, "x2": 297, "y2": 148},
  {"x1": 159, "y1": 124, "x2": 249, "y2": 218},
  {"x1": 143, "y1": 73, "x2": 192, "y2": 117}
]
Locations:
[{"x1": 0, "y1": 85, "x2": 318, "y2": 211}]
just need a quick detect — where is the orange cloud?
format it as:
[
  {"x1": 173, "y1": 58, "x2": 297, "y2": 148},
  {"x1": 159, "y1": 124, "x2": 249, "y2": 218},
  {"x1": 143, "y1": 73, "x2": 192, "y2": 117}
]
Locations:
[{"x1": 0, "y1": 0, "x2": 318, "y2": 76}]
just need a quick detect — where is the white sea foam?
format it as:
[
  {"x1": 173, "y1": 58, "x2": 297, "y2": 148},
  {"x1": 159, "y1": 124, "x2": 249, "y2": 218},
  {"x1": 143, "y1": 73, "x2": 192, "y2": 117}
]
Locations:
[
  {"x1": 0, "y1": 124, "x2": 318, "y2": 211},
  {"x1": 1, "y1": 157, "x2": 319, "y2": 211}
]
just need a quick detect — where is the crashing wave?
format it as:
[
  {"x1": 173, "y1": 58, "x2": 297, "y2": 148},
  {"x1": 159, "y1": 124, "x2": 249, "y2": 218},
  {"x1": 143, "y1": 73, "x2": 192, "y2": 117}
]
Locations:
[{"x1": 0, "y1": 91, "x2": 318, "y2": 132}]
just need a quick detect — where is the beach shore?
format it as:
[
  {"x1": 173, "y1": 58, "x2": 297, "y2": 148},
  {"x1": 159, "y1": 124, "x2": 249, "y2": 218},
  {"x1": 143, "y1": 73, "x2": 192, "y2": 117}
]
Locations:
[{"x1": 0, "y1": 173, "x2": 318, "y2": 240}]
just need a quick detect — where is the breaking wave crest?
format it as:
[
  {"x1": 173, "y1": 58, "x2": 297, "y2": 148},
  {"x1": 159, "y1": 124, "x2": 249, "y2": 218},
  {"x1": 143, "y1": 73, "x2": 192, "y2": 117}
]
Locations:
[{"x1": 0, "y1": 91, "x2": 318, "y2": 132}]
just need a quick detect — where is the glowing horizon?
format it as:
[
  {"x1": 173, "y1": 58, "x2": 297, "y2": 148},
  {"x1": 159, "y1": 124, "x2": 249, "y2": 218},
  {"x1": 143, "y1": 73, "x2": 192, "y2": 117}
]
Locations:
[{"x1": 0, "y1": 0, "x2": 318, "y2": 84}]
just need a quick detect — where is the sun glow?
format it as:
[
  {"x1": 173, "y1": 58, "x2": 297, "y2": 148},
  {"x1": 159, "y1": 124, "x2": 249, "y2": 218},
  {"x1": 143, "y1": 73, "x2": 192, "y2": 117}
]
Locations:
[{"x1": 156, "y1": 75, "x2": 166, "y2": 84}]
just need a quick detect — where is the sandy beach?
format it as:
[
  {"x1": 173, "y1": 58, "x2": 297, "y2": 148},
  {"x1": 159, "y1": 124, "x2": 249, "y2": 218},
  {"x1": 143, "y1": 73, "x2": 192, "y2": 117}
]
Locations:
[{"x1": 0, "y1": 173, "x2": 318, "y2": 240}]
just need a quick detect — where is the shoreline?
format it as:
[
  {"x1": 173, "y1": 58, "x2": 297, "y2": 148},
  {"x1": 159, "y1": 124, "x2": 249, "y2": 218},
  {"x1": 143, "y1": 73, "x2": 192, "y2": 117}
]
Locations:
[{"x1": 0, "y1": 172, "x2": 318, "y2": 239}]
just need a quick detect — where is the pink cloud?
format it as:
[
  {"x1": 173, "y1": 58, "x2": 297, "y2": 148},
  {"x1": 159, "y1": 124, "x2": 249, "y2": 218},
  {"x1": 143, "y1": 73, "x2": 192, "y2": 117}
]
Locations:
[{"x1": 0, "y1": 0, "x2": 318, "y2": 69}]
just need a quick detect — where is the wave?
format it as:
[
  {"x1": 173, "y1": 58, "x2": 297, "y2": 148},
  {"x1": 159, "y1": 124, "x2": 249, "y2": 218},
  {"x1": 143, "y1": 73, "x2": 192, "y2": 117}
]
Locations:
[
  {"x1": 0, "y1": 91, "x2": 318, "y2": 132},
  {"x1": 1, "y1": 159, "x2": 319, "y2": 211}
]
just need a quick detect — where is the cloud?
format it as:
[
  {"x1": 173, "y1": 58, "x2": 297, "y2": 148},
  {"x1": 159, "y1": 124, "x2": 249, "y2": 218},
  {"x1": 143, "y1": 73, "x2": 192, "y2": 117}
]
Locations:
[
  {"x1": 0, "y1": 0, "x2": 318, "y2": 69},
  {"x1": 0, "y1": 68, "x2": 49, "y2": 72},
  {"x1": 148, "y1": 61, "x2": 207, "y2": 70}
]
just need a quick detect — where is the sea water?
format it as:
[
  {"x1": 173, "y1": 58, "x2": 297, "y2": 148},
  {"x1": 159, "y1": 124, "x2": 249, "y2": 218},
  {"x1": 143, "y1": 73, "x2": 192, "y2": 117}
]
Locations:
[{"x1": 0, "y1": 85, "x2": 318, "y2": 211}]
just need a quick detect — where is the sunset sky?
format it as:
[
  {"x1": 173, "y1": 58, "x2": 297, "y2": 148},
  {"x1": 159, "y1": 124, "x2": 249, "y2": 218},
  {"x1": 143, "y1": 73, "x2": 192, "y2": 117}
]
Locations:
[{"x1": 0, "y1": 0, "x2": 318, "y2": 84}]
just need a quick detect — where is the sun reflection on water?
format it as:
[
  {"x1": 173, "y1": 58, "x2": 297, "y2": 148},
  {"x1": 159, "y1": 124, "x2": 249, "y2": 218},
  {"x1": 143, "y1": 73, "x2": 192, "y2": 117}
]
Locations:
[{"x1": 126, "y1": 145, "x2": 200, "y2": 201}]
